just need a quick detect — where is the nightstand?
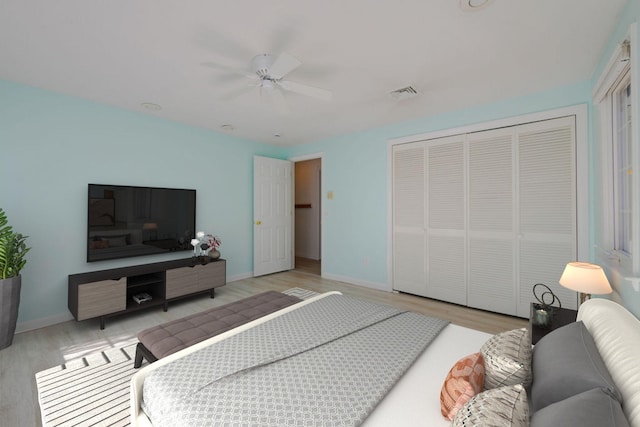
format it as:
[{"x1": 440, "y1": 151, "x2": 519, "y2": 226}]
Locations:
[{"x1": 528, "y1": 302, "x2": 577, "y2": 345}]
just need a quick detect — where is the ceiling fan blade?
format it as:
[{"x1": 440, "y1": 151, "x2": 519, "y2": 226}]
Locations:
[
  {"x1": 268, "y1": 52, "x2": 301, "y2": 79},
  {"x1": 279, "y1": 80, "x2": 332, "y2": 101},
  {"x1": 201, "y1": 62, "x2": 256, "y2": 80},
  {"x1": 264, "y1": 86, "x2": 289, "y2": 115},
  {"x1": 221, "y1": 82, "x2": 258, "y2": 101}
]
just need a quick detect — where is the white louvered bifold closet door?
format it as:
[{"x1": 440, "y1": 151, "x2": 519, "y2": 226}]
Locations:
[
  {"x1": 392, "y1": 115, "x2": 577, "y2": 318},
  {"x1": 467, "y1": 128, "x2": 516, "y2": 315},
  {"x1": 517, "y1": 116, "x2": 577, "y2": 315},
  {"x1": 392, "y1": 142, "x2": 426, "y2": 296},
  {"x1": 426, "y1": 135, "x2": 467, "y2": 305}
]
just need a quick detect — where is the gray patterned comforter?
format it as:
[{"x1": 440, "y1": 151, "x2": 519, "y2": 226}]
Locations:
[{"x1": 142, "y1": 294, "x2": 448, "y2": 427}]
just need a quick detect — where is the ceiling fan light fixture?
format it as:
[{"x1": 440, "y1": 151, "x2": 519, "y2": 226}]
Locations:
[
  {"x1": 460, "y1": 0, "x2": 494, "y2": 11},
  {"x1": 252, "y1": 53, "x2": 274, "y2": 78}
]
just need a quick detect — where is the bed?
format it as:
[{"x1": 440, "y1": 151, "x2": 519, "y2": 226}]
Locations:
[{"x1": 130, "y1": 291, "x2": 640, "y2": 426}]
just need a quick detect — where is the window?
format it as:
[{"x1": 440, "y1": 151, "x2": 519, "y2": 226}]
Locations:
[
  {"x1": 613, "y1": 77, "x2": 632, "y2": 254},
  {"x1": 594, "y1": 33, "x2": 637, "y2": 268}
]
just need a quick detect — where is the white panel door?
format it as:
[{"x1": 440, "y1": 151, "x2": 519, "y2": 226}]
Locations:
[{"x1": 253, "y1": 156, "x2": 294, "y2": 277}]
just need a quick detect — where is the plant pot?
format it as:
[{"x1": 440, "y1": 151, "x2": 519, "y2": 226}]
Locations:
[
  {"x1": 0, "y1": 275, "x2": 21, "y2": 350},
  {"x1": 209, "y1": 249, "x2": 221, "y2": 260}
]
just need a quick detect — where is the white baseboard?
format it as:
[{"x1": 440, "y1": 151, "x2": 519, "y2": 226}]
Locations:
[
  {"x1": 227, "y1": 272, "x2": 253, "y2": 283},
  {"x1": 16, "y1": 312, "x2": 74, "y2": 334}
]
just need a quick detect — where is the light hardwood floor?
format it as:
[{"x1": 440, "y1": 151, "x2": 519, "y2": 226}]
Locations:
[
  {"x1": 0, "y1": 268, "x2": 525, "y2": 427},
  {"x1": 295, "y1": 256, "x2": 321, "y2": 276}
]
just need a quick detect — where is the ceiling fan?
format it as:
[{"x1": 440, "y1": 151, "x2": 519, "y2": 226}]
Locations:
[{"x1": 205, "y1": 52, "x2": 332, "y2": 114}]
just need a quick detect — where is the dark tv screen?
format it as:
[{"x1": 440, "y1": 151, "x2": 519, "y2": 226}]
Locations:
[{"x1": 87, "y1": 184, "x2": 196, "y2": 262}]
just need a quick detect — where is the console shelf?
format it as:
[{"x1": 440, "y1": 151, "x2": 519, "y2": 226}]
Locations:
[
  {"x1": 68, "y1": 257, "x2": 226, "y2": 329},
  {"x1": 128, "y1": 273, "x2": 163, "y2": 288}
]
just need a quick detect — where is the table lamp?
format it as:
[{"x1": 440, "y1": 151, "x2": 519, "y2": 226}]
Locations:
[
  {"x1": 143, "y1": 222, "x2": 158, "y2": 241},
  {"x1": 559, "y1": 262, "x2": 612, "y2": 305}
]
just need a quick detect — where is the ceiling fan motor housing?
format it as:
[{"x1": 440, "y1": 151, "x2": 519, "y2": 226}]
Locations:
[{"x1": 252, "y1": 54, "x2": 275, "y2": 78}]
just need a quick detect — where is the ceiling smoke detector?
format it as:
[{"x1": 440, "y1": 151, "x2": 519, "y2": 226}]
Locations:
[
  {"x1": 389, "y1": 86, "x2": 419, "y2": 101},
  {"x1": 460, "y1": 0, "x2": 494, "y2": 11}
]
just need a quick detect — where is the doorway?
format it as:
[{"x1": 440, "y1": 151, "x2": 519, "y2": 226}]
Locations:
[{"x1": 293, "y1": 157, "x2": 322, "y2": 275}]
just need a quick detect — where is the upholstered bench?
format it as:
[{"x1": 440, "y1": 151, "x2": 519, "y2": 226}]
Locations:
[{"x1": 134, "y1": 291, "x2": 302, "y2": 368}]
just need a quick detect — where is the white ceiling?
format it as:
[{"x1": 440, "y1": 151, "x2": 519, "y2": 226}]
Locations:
[{"x1": 0, "y1": 0, "x2": 627, "y2": 146}]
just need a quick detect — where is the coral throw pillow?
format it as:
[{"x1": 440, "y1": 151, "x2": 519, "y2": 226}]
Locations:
[{"x1": 440, "y1": 352, "x2": 485, "y2": 420}]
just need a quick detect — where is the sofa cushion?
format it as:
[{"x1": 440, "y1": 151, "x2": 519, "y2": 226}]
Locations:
[
  {"x1": 481, "y1": 327, "x2": 532, "y2": 389},
  {"x1": 531, "y1": 388, "x2": 629, "y2": 427},
  {"x1": 530, "y1": 320, "x2": 621, "y2": 412}
]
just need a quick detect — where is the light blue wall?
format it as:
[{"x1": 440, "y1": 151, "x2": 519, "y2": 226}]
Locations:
[
  {"x1": 285, "y1": 0, "x2": 640, "y2": 318},
  {"x1": 5, "y1": 0, "x2": 640, "y2": 328},
  {"x1": 286, "y1": 83, "x2": 591, "y2": 290},
  {"x1": 1, "y1": 79, "x2": 284, "y2": 326},
  {"x1": 589, "y1": 0, "x2": 640, "y2": 318}
]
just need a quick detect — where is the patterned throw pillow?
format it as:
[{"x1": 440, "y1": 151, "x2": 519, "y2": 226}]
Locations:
[
  {"x1": 481, "y1": 328, "x2": 532, "y2": 389},
  {"x1": 452, "y1": 383, "x2": 529, "y2": 427},
  {"x1": 440, "y1": 352, "x2": 485, "y2": 420}
]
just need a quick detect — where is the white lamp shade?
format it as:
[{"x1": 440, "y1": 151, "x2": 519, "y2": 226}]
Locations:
[{"x1": 559, "y1": 262, "x2": 612, "y2": 295}]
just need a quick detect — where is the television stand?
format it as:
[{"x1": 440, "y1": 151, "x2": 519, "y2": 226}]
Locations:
[{"x1": 68, "y1": 257, "x2": 226, "y2": 329}]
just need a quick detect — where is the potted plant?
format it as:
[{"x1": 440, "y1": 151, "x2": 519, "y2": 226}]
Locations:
[{"x1": 0, "y1": 208, "x2": 30, "y2": 349}]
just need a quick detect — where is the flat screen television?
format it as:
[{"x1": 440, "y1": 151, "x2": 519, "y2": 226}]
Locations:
[{"x1": 87, "y1": 184, "x2": 196, "y2": 262}]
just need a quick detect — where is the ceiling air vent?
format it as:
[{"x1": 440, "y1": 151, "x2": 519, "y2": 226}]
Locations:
[{"x1": 389, "y1": 86, "x2": 419, "y2": 101}]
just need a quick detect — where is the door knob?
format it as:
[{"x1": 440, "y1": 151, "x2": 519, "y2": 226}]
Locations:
[{"x1": 255, "y1": 220, "x2": 262, "y2": 225}]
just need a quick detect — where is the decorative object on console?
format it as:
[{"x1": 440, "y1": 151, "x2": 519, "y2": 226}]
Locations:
[
  {"x1": 531, "y1": 283, "x2": 562, "y2": 328},
  {"x1": 132, "y1": 292, "x2": 153, "y2": 304},
  {"x1": 559, "y1": 261, "x2": 612, "y2": 305},
  {"x1": 190, "y1": 231, "x2": 222, "y2": 258},
  {"x1": 0, "y1": 208, "x2": 30, "y2": 350}
]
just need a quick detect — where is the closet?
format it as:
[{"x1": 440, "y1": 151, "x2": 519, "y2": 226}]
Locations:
[{"x1": 392, "y1": 116, "x2": 577, "y2": 317}]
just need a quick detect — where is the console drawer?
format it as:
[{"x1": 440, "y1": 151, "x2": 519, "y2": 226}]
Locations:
[
  {"x1": 166, "y1": 261, "x2": 226, "y2": 299},
  {"x1": 77, "y1": 278, "x2": 126, "y2": 320}
]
